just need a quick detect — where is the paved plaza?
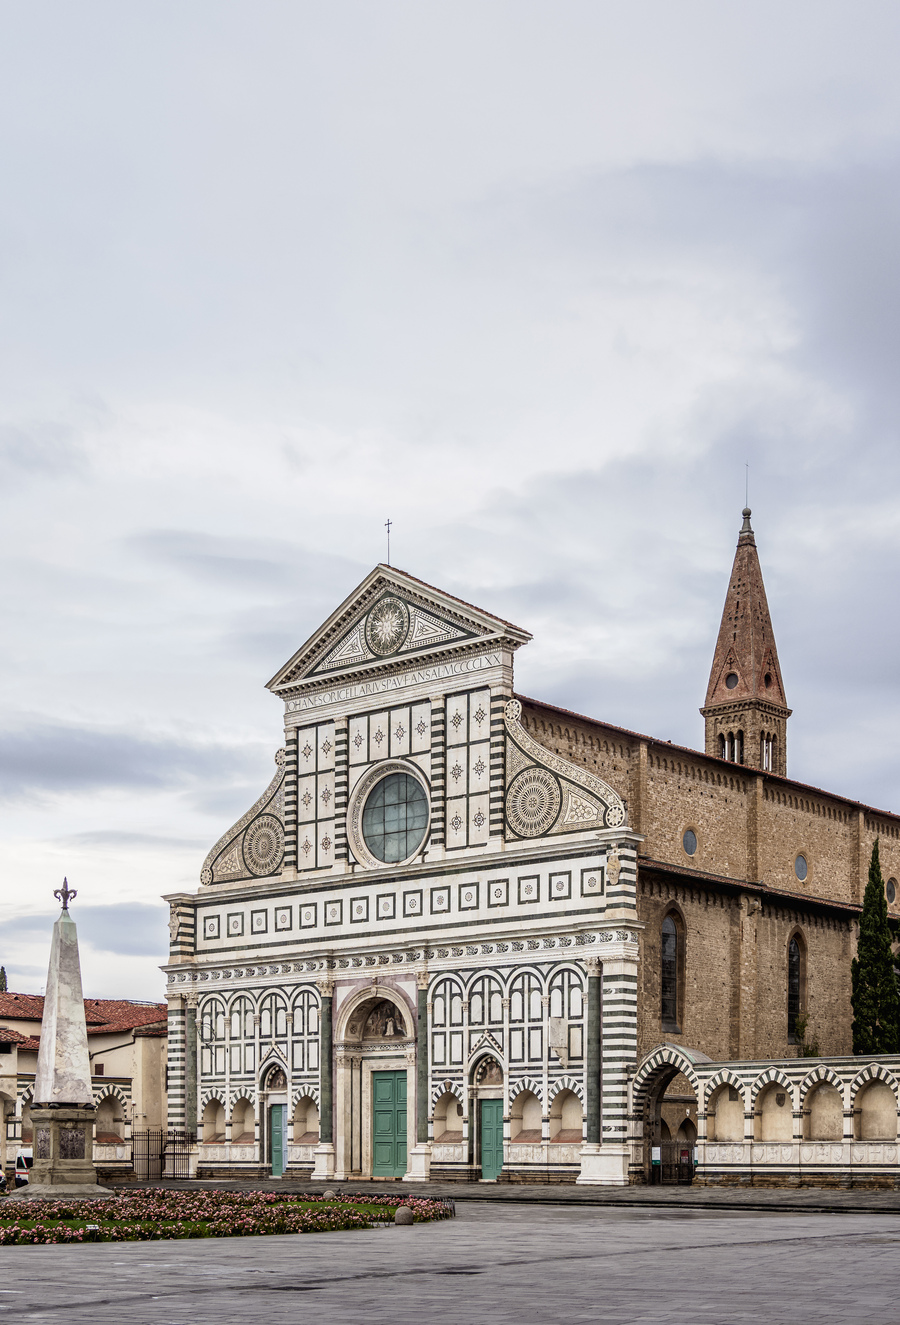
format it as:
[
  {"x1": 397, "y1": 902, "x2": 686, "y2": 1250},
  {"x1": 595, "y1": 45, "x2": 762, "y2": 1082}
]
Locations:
[{"x1": 3, "y1": 1201, "x2": 900, "y2": 1323}]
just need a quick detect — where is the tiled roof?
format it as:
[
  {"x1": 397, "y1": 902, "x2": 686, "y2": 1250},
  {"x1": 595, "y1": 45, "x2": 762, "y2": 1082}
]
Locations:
[
  {"x1": 516, "y1": 692, "x2": 900, "y2": 823},
  {"x1": 133, "y1": 1021, "x2": 168, "y2": 1038},
  {"x1": 0, "y1": 1026, "x2": 34, "y2": 1046},
  {"x1": 0, "y1": 994, "x2": 167, "y2": 1033}
]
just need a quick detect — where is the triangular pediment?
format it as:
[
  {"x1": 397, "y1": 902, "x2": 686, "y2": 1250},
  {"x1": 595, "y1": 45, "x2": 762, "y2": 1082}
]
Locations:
[{"x1": 267, "y1": 565, "x2": 531, "y2": 694}]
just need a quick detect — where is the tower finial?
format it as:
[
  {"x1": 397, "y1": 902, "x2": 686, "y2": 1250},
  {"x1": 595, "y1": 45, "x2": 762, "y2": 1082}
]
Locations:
[
  {"x1": 741, "y1": 507, "x2": 753, "y2": 535},
  {"x1": 54, "y1": 877, "x2": 76, "y2": 911}
]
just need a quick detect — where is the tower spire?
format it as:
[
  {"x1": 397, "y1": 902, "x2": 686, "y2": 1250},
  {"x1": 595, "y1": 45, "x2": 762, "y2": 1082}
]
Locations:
[{"x1": 701, "y1": 509, "x2": 791, "y2": 775}]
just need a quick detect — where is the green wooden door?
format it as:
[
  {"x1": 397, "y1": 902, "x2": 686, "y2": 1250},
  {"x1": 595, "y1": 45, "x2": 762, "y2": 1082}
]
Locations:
[
  {"x1": 372, "y1": 1070, "x2": 407, "y2": 1176},
  {"x1": 269, "y1": 1104, "x2": 286, "y2": 1177},
  {"x1": 480, "y1": 1099, "x2": 504, "y2": 1180}
]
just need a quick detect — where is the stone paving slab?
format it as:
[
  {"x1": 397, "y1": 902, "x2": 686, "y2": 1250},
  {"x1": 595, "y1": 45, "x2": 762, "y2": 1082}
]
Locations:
[
  {"x1": 1, "y1": 1203, "x2": 900, "y2": 1323},
  {"x1": 111, "y1": 1175, "x2": 900, "y2": 1215}
]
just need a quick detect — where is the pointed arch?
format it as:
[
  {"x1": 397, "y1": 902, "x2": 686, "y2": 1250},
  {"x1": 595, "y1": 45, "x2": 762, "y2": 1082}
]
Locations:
[
  {"x1": 291, "y1": 1083, "x2": 320, "y2": 1110},
  {"x1": 431, "y1": 1080, "x2": 466, "y2": 1109},
  {"x1": 787, "y1": 928, "x2": 806, "y2": 1043},
  {"x1": 701, "y1": 1069, "x2": 747, "y2": 1110},
  {"x1": 92, "y1": 1082, "x2": 129, "y2": 1109},
  {"x1": 199, "y1": 1086, "x2": 228, "y2": 1109},
  {"x1": 799, "y1": 1064, "x2": 844, "y2": 1102},
  {"x1": 750, "y1": 1068, "x2": 796, "y2": 1110},
  {"x1": 850, "y1": 1063, "x2": 900, "y2": 1098},
  {"x1": 508, "y1": 1076, "x2": 543, "y2": 1106},
  {"x1": 631, "y1": 1044, "x2": 705, "y2": 1114},
  {"x1": 547, "y1": 1075, "x2": 585, "y2": 1104},
  {"x1": 661, "y1": 906, "x2": 685, "y2": 1033}
]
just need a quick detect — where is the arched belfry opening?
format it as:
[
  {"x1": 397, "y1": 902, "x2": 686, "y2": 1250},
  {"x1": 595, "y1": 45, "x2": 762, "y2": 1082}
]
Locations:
[{"x1": 334, "y1": 986, "x2": 415, "y2": 1181}]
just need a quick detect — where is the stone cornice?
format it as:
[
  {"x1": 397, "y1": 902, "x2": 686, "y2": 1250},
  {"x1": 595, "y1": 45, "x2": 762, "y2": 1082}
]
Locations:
[{"x1": 162, "y1": 923, "x2": 641, "y2": 991}]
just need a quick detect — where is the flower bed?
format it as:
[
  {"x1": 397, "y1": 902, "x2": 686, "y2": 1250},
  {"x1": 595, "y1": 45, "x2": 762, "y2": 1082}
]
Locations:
[{"x1": 0, "y1": 1190, "x2": 453, "y2": 1245}]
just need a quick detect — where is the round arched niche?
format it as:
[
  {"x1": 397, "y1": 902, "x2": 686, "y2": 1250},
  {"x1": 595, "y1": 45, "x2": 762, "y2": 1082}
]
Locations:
[{"x1": 343, "y1": 994, "x2": 411, "y2": 1047}]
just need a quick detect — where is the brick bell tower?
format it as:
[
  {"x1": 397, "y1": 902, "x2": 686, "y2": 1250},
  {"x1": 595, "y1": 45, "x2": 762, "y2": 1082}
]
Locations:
[{"x1": 701, "y1": 508, "x2": 791, "y2": 775}]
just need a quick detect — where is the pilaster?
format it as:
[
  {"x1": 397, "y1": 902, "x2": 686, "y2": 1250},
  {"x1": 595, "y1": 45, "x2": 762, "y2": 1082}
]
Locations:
[
  {"x1": 282, "y1": 727, "x2": 298, "y2": 874},
  {"x1": 489, "y1": 692, "x2": 508, "y2": 843},
  {"x1": 429, "y1": 697, "x2": 446, "y2": 851},
  {"x1": 333, "y1": 718, "x2": 350, "y2": 863},
  {"x1": 312, "y1": 977, "x2": 335, "y2": 1179}
]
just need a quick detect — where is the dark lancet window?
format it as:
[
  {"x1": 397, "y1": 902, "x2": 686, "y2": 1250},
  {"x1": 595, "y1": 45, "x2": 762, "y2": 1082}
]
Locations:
[
  {"x1": 661, "y1": 915, "x2": 680, "y2": 1031},
  {"x1": 788, "y1": 937, "x2": 802, "y2": 1041}
]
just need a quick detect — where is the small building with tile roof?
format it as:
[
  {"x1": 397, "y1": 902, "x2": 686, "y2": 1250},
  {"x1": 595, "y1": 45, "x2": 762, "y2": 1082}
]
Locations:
[{"x1": 0, "y1": 992, "x2": 168, "y2": 1175}]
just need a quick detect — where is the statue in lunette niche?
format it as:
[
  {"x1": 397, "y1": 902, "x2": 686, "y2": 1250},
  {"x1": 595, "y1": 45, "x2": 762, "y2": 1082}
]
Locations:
[{"x1": 362, "y1": 999, "x2": 406, "y2": 1040}]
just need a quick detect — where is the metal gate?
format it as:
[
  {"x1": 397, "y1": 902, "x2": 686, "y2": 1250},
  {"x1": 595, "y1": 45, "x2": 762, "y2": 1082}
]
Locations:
[
  {"x1": 132, "y1": 1128, "x2": 165, "y2": 1181},
  {"x1": 650, "y1": 1140, "x2": 695, "y2": 1185},
  {"x1": 132, "y1": 1129, "x2": 195, "y2": 1180}
]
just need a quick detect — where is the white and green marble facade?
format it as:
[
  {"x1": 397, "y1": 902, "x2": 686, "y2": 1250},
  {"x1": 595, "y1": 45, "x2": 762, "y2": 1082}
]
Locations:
[{"x1": 164, "y1": 566, "x2": 641, "y2": 1185}]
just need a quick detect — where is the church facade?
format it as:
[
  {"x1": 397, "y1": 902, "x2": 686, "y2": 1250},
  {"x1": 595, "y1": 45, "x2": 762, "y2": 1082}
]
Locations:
[{"x1": 163, "y1": 511, "x2": 900, "y2": 1184}]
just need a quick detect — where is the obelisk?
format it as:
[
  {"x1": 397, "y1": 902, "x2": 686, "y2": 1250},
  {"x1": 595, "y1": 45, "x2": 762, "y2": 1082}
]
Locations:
[{"x1": 9, "y1": 881, "x2": 110, "y2": 1199}]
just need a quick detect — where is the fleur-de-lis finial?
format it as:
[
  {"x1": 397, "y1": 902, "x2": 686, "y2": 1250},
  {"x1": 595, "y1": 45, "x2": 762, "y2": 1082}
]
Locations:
[{"x1": 54, "y1": 877, "x2": 77, "y2": 911}]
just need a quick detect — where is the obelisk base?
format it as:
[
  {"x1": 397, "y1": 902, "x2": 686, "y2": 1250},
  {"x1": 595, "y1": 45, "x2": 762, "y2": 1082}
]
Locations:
[{"x1": 7, "y1": 1105, "x2": 111, "y2": 1199}]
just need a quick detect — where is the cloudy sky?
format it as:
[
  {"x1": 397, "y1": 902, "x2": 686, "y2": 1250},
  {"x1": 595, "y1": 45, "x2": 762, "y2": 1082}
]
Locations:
[{"x1": 2, "y1": 2, "x2": 899, "y2": 999}]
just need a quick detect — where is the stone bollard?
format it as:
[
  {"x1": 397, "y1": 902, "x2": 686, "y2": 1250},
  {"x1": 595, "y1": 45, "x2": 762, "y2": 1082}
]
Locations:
[
  {"x1": 323, "y1": 1189, "x2": 338, "y2": 1200},
  {"x1": 394, "y1": 1206, "x2": 414, "y2": 1226}
]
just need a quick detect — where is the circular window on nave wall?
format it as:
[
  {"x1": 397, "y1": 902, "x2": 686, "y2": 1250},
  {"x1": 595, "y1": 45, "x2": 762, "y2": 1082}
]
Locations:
[
  {"x1": 682, "y1": 828, "x2": 698, "y2": 857},
  {"x1": 794, "y1": 854, "x2": 809, "y2": 882},
  {"x1": 361, "y1": 771, "x2": 429, "y2": 864},
  {"x1": 887, "y1": 878, "x2": 897, "y2": 905}
]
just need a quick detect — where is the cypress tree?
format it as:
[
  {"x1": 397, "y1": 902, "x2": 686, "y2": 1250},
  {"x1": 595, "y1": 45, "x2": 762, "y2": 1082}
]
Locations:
[
  {"x1": 851, "y1": 841, "x2": 900, "y2": 1054},
  {"x1": 0, "y1": 967, "x2": 5, "y2": 992}
]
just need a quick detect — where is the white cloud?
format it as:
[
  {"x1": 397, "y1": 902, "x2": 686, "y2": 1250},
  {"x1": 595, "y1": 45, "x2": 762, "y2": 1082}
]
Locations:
[{"x1": 1, "y1": 2, "x2": 899, "y2": 996}]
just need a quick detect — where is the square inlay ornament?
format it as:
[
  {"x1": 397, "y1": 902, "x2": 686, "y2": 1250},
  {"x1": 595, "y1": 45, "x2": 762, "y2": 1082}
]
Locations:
[
  {"x1": 376, "y1": 893, "x2": 395, "y2": 921},
  {"x1": 458, "y1": 882, "x2": 479, "y2": 911},
  {"x1": 299, "y1": 904, "x2": 317, "y2": 929},
  {"x1": 251, "y1": 910, "x2": 268, "y2": 934},
  {"x1": 350, "y1": 896, "x2": 369, "y2": 924},
  {"x1": 581, "y1": 867, "x2": 605, "y2": 898},
  {"x1": 518, "y1": 875, "x2": 539, "y2": 904},
  {"x1": 430, "y1": 887, "x2": 450, "y2": 914},
  {"x1": 487, "y1": 878, "x2": 509, "y2": 907},
  {"x1": 324, "y1": 900, "x2": 343, "y2": 927},
  {"x1": 403, "y1": 889, "x2": 423, "y2": 918},
  {"x1": 549, "y1": 871, "x2": 571, "y2": 901},
  {"x1": 275, "y1": 906, "x2": 292, "y2": 931},
  {"x1": 203, "y1": 914, "x2": 220, "y2": 940},
  {"x1": 227, "y1": 912, "x2": 244, "y2": 937}
]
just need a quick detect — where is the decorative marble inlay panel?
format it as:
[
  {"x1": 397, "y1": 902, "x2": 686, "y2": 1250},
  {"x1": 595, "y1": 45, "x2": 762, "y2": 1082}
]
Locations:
[
  {"x1": 506, "y1": 768, "x2": 562, "y2": 838},
  {"x1": 503, "y1": 699, "x2": 626, "y2": 836},
  {"x1": 242, "y1": 815, "x2": 284, "y2": 877},
  {"x1": 469, "y1": 793, "x2": 490, "y2": 844},
  {"x1": 365, "y1": 595, "x2": 410, "y2": 657},
  {"x1": 445, "y1": 798, "x2": 467, "y2": 848},
  {"x1": 468, "y1": 689, "x2": 491, "y2": 741},
  {"x1": 469, "y1": 743, "x2": 490, "y2": 794}
]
